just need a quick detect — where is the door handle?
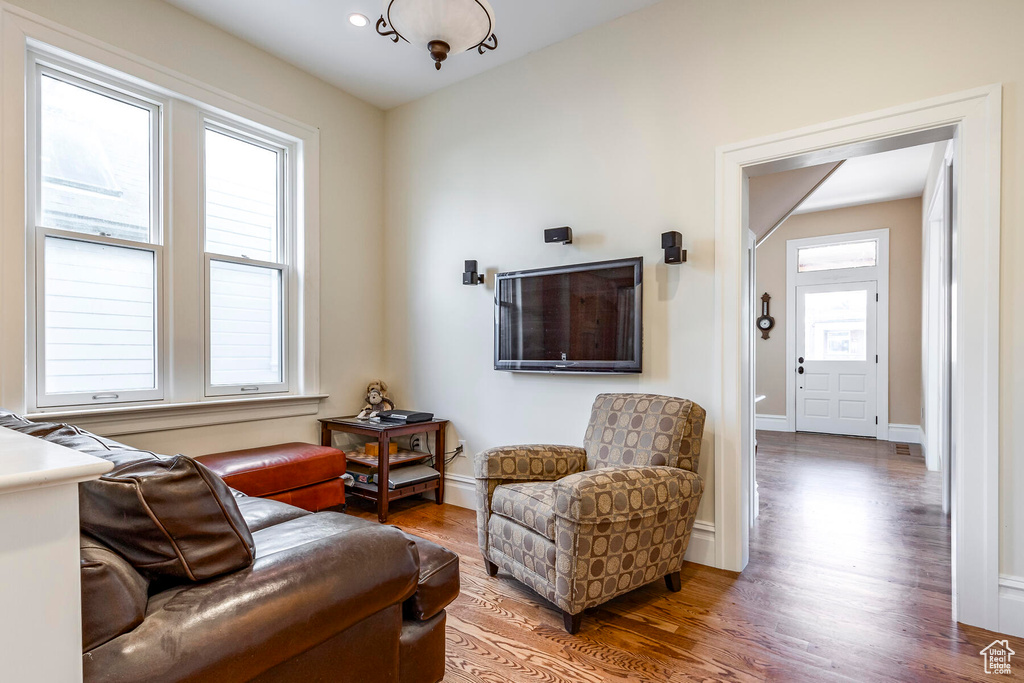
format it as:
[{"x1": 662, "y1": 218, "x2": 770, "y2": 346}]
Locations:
[{"x1": 797, "y1": 367, "x2": 805, "y2": 374}]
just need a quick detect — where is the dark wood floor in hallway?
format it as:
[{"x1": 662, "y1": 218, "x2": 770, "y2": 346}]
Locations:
[{"x1": 349, "y1": 431, "x2": 1016, "y2": 681}]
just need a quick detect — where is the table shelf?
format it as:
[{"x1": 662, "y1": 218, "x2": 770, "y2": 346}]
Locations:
[
  {"x1": 345, "y1": 450, "x2": 432, "y2": 470},
  {"x1": 319, "y1": 415, "x2": 448, "y2": 523}
]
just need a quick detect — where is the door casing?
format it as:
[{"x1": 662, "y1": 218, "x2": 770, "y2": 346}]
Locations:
[
  {"x1": 714, "y1": 85, "x2": 1001, "y2": 633},
  {"x1": 786, "y1": 229, "x2": 889, "y2": 439}
]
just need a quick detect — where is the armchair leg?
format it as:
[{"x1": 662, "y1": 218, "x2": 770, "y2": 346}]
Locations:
[
  {"x1": 484, "y1": 558, "x2": 499, "y2": 577},
  {"x1": 665, "y1": 571, "x2": 682, "y2": 592},
  {"x1": 562, "y1": 611, "x2": 583, "y2": 635}
]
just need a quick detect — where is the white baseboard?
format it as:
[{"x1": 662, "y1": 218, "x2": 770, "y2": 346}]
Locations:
[
  {"x1": 888, "y1": 423, "x2": 923, "y2": 445},
  {"x1": 999, "y1": 574, "x2": 1024, "y2": 638},
  {"x1": 443, "y1": 473, "x2": 477, "y2": 510},
  {"x1": 753, "y1": 415, "x2": 924, "y2": 445},
  {"x1": 755, "y1": 414, "x2": 789, "y2": 432},
  {"x1": 684, "y1": 520, "x2": 715, "y2": 566},
  {"x1": 444, "y1": 474, "x2": 717, "y2": 568}
]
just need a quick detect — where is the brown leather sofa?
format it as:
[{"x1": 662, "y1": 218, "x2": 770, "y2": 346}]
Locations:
[{"x1": 0, "y1": 410, "x2": 458, "y2": 683}]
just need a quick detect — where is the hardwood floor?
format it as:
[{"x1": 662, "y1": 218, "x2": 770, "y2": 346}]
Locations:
[{"x1": 349, "y1": 432, "x2": 1015, "y2": 681}]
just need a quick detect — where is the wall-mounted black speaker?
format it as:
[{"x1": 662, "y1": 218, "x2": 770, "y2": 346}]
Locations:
[
  {"x1": 462, "y1": 260, "x2": 484, "y2": 285},
  {"x1": 544, "y1": 226, "x2": 573, "y2": 245},
  {"x1": 662, "y1": 231, "x2": 686, "y2": 264}
]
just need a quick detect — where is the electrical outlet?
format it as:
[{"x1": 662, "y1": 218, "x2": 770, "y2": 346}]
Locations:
[{"x1": 458, "y1": 439, "x2": 466, "y2": 456}]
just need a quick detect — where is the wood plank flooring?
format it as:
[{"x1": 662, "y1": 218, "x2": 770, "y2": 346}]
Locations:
[{"x1": 348, "y1": 432, "x2": 1018, "y2": 681}]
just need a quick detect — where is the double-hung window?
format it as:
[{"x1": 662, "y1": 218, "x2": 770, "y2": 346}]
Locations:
[
  {"x1": 204, "y1": 125, "x2": 289, "y2": 395},
  {"x1": 32, "y1": 66, "x2": 162, "y2": 407},
  {"x1": 27, "y1": 48, "x2": 307, "y2": 413}
]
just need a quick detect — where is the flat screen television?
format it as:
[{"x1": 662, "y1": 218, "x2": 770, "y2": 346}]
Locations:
[{"x1": 494, "y1": 257, "x2": 643, "y2": 373}]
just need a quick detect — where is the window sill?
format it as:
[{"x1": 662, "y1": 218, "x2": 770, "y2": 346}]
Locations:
[{"x1": 26, "y1": 394, "x2": 328, "y2": 438}]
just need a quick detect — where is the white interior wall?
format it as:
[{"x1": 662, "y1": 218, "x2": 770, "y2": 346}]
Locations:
[
  {"x1": 921, "y1": 142, "x2": 952, "y2": 472},
  {"x1": 383, "y1": 0, "x2": 1024, "y2": 578}
]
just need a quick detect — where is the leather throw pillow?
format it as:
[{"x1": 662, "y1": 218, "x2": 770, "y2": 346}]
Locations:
[{"x1": 0, "y1": 411, "x2": 255, "y2": 581}]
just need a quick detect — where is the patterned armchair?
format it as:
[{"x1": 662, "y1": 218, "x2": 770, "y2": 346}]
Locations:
[{"x1": 474, "y1": 393, "x2": 706, "y2": 633}]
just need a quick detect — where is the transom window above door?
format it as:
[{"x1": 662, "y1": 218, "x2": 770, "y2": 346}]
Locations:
[{"x1": 796, "y1": 239, "x2": 877, "y2": 273}]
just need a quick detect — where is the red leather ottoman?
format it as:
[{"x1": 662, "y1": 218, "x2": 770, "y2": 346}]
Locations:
[{"x1": 196, "y1": 443, "x2": 347, "y2": 512}]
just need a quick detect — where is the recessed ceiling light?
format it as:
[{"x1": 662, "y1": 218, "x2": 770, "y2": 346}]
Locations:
[{"x1": 348, "y1": 13, "x2": 369, "y2": 28}]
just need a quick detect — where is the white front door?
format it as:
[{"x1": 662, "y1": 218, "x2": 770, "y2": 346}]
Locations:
[{"x1": 795, "y1": 281, "x2": 877, "y2": 436}]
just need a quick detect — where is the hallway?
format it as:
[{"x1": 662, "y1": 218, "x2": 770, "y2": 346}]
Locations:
[{"x1": 750, "y1": 431, "x2": 964, "y2": 678}]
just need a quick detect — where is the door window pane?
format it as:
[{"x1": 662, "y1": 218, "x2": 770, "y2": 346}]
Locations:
[
  {"x1": 797, "y1": 240, "x2": 877, "y2": 273},
  {"x1": 205, "y1": 129, "x2": 279, "y2": 262},
  {"x1": 44, "y1": 237, "x2": 156, "y2": 394},
  {"x1": 804, "y1": 290, "x2": 867, "y2": 361},
  {"x1": 209, "y1": 260, "x2": 282, "y2": 386},
  {"x1": 40, "y1": 75, "x2": 152, "y2": 242}
]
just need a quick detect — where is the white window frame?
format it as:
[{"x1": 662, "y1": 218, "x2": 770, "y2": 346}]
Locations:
[
  {"x1": 27, "y1": 53, "x2": 167, "y2": 408},
  {"x1": 1, "y1": 9, "x2": 323, "y2": 434},
  {"x1": 201, "y1": 118, "x2": 294, "y2": 397}
]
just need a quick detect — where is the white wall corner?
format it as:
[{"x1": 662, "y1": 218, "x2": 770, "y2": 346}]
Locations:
[
  {"x1": 755, "y1": 414, "x2": 790, "y2": 432},
  {"x1": 444, "y1": 474, "x2": 717, "y2": 568},
  {"x1": 998, "y1": 575, "x2": 1024, "y2": 638},
  {"x1": 887, "y1": 423, "x2": 923, "y2": 445}
]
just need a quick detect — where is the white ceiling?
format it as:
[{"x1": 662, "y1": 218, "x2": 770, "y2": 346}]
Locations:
[
  {"x1": 162, "y1": 0, "x2": 663, "y2": 109},
  {"x1": 794, "y1": 142, "x2": 941, "y2": 214}
]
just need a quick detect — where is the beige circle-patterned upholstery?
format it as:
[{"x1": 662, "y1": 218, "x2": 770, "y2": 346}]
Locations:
[
  {"x1": 474, "y1": 395, "x2": 707, "y2": 618},
  {"x1": 491, "y1": 481, "x2": 558, "y2": 540},
  {"x1": 582, "y1": 393, "x2": 705, "y2": 472}
]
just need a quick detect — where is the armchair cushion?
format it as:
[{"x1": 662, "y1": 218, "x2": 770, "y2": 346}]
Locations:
[
  {"x1": 474, "y1": 445, "x2": 587, "y2": 482},
  {"x1": 583, "y1": 394, "x2": 705, "y2": 472},
  {"x1": 491, "y1": 482, "x2": 557, "y2": 540},
  {"x1": 552, "y1": 466, "x2": 702, "y2": 524},
  {"x1": 474, "y1": 445, "x2": 587, "y2": 559}
]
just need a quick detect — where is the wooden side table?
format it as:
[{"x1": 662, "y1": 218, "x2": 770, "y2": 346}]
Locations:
[{"x1": 319, "y1": 416, "x2": 448, "y2": 523}]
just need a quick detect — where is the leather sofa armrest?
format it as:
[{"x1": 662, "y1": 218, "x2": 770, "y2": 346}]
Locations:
[
  {"x1": 473, "y1": 445, "x2": 587, "y2": 482},
  {"x1": 552, "y1": 466, "x2": 704, "y2": 524},
  {"x1": 83, "y1": 522, "x2": 419, "y2": 683}
]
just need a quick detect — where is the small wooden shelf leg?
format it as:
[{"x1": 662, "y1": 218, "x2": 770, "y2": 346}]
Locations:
[
  {"x1": 377, "y1": 434, "x2": 390, "y2": 523},
  {"x1": 435, "y1": 425, "x2": 445, "y2": 505}
]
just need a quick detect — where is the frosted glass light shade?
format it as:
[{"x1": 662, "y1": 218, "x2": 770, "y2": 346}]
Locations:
[{"x1": 385, "y1": 0, "x2": 496, "y2": 55}]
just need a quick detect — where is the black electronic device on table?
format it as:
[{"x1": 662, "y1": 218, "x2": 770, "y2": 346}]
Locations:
[{"x1": 376, "y1": 410, "x2": 434, "y2": 424}]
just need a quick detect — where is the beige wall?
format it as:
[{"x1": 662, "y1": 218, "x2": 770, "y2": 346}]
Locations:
[
  {"x1": 754, "y1": 199, "x2": 923, "y2": 425},
  {"x1": 383, "y1": 0, "x2": 1024, "y2": 574},
  {"x1": 4, "y1": 0, "x2": 387, "y2": 454}
]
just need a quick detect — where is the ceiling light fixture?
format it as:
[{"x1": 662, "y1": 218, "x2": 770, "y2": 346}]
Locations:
[
  {"x1": 375, "y1": 0, "x2": 498, "y2": 71},
  {"x1": 349, "y1": 13, "x2": 369, "y2": 27}
]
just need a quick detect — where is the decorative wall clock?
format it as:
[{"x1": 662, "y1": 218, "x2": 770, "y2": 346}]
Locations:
[{"x1": 757, "y1": 292, "x2": 775, "y2": 340}]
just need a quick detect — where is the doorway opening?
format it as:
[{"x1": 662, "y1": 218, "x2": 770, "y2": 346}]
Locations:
[
  {"x1": 714, "y1": 85, "x2": 1001, "y2": 632},
  {"x1": 743, "y1": 137, "x2": 957, "y2": 639}
]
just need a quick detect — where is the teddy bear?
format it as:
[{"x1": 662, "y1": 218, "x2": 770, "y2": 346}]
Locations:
[{"x1": 357, "y1": 380, "x2": 395, "y2": 419}]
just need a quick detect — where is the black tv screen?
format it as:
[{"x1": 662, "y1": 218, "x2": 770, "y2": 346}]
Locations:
[{"x1": 494, "y1": 257, "x2": 643, "y2": 373}]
